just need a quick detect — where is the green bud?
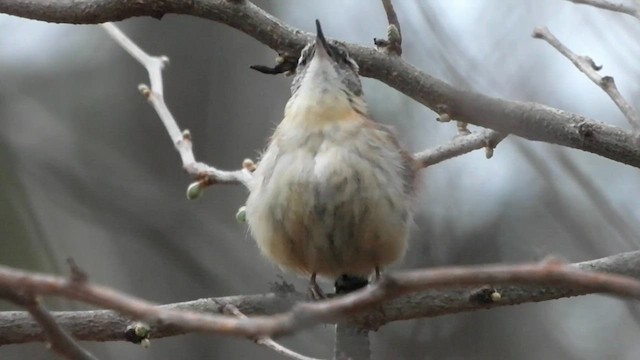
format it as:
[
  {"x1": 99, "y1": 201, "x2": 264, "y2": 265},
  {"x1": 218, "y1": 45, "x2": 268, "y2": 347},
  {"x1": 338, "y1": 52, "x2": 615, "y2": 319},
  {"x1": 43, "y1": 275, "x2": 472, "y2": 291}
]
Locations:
[
  {"x1": 134, "y1": 323, "x2": 150, "y2": 338},
  {"x1": 186, "y1": 182, "x2": 204, "y2": 200},
  {"x1": 387, "y1": 24, "x2": 401, "y2": 45},
  {"x1": 236, "y1": 206, "x2": 247, "y2": 223}
]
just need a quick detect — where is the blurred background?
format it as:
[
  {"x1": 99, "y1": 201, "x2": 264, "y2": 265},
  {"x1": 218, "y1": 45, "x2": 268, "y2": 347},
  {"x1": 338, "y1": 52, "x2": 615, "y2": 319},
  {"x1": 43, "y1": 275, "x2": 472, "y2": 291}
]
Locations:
[{"x1": 2, "y1": 0, "x2": 640, "y2": 359}]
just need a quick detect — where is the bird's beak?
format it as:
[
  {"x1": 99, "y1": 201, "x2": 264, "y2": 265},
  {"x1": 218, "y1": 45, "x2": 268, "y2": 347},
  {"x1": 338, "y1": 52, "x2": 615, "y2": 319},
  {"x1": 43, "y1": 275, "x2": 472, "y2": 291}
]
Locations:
[{"x1": 314, "y1": 19, "x2": 331, "y2": 58}]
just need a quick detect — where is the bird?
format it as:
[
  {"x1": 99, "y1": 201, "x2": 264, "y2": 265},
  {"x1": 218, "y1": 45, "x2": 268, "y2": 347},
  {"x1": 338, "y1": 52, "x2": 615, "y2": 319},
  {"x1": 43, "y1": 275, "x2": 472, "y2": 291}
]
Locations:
[{"x1": 245, "y1": 20, "x2": 418, "y2": 298}]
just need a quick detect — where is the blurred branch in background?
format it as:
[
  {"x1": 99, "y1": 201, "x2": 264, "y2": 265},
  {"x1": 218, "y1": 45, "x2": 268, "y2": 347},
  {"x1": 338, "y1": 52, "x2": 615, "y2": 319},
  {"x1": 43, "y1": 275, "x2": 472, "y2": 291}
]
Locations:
[
  {"x1": 533, "y1": 26, "x2": 640, "y2": 131},
  {"x1": 569, "y1": 0, "x2": 640, "y2": 20},
  {"x1": 0, "y1": 290, "x2": 97, "y2": 360},
  {"x1": 222, "y1": 304, "x2": 324, "y2": 360}
]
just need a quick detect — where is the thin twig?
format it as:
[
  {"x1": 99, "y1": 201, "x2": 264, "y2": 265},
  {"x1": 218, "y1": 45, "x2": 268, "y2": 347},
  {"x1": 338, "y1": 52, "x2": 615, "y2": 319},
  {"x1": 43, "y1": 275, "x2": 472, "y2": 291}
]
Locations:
[
  {"x1": 0, "y1": 290, "x2": 98, "y2": 360},
  {"x1": 379, "y1": 0, "x2": 402, "y2": 55},
  {"x1": 224, "y1": 305, "x2": 325, "y2": 360},
  {"x1": 415, "y1": 129, "x2": 507, "y2": 167},
  {"x1": 100, "y1": 23, "x2": 252, "y2": 190},
  {"x1": 568, "y1": 0, "x2": 640, "y2": 20},
  {"x1": 533, "y1": 26, "x2": 640, "y2": 131}
]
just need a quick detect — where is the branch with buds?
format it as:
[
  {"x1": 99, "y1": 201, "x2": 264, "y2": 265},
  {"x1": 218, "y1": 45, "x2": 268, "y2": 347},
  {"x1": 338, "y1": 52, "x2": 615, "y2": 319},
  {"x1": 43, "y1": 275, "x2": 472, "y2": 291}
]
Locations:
[
  {"x1": 3, "y1": 1, "x2": 640, "y2": 359},
  {"x1": 3, "y1": 251, "x2": 640, "y2": 346},
  {"x1": 2, "y1": 0, "x2": 640, "y2": 168}
]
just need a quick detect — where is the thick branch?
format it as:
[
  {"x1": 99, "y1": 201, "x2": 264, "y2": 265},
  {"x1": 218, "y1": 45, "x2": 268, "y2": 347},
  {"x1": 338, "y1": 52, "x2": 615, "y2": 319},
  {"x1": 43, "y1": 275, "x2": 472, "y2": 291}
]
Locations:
[
  {"x1": 1, "y1": 0, "x2": 639, "y2": 167},
  {"x1": 3, "y1": 251, "x2": 640, "y2": 345}
]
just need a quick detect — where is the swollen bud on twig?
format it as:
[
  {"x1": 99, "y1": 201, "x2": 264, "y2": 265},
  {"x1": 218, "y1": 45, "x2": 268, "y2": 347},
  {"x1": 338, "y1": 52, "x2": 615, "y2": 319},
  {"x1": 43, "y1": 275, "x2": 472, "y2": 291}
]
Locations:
[
  {"x1": 138, "y1": 84, "x2": 151, "y2": 98},
  {"x1": 242, "y1": 158, "x2": 257, "y2": 172},
  {"x1": 124, "y1": 322, "x2": 151, "y2": 345},
  {"x1": 182, "y1": 129, "x2": 192, "y2": 141},
  {"x1": 186, "y1": 182, "x2": 204, "y2": 200},
  {"x1": 485, "y1": 147, "x2": 494, "y2": 159},
  {"x1": 387, "y1": 24, "x2": 401, "y2": 47},
  {"x1": 159, "y1": 55, "x2": 170, "y2": 66},
  {"x1": 134, "y1": 323, "x2": 150, "y2": 338},
  {"x1": 437, "y1": 113, "x2": 451, "y2": 122},
  {"x1": 236, "y1": 206, "x2": 247, "y2": 223},
  {"x1": 456, "y1": 121, "x2": 471, "y2": 136}
]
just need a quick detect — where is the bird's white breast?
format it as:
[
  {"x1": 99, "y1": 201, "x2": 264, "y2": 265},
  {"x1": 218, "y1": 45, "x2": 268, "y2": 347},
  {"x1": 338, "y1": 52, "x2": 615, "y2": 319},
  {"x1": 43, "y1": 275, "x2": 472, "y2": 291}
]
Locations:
[{"x1": 245, "y1": 114, "x2": 412, "y2": 279}]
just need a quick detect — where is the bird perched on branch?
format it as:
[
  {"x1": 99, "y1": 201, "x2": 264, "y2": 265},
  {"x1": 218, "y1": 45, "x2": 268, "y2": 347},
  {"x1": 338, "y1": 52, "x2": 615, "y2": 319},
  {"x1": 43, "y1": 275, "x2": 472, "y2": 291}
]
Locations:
[{"x1": 246, "y1": 20, "x2": 418, "y2": 298}]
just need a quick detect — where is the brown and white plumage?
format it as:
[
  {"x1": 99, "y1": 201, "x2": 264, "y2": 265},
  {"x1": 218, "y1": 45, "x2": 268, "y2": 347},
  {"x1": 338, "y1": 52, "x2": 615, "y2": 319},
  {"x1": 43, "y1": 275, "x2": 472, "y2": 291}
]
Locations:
[{"x1": 245, "y1": 20, "x2": 417, "y2": 291}]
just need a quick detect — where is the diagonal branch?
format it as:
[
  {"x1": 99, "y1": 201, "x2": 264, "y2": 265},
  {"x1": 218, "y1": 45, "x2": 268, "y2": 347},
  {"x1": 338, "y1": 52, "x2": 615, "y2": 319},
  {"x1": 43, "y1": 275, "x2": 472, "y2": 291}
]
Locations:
[
  {"x1": 1, "y1": 1, "x2": 639, "y2": 167},
  {"x1": 0, "y1": 290, "x2": 98, "y2": 360},
  {"x1": 223, "y1": 304, "x2": 325, "y2": 360},
  {"x1": 533, "y1": 26, "x2": 640, "y2": 131},
  {"x1": 568, "y1": 0, "x2": 640, "y2": 20},
  {"x1": 100, "y1": 23, "x2": 252, "y2": 193}
]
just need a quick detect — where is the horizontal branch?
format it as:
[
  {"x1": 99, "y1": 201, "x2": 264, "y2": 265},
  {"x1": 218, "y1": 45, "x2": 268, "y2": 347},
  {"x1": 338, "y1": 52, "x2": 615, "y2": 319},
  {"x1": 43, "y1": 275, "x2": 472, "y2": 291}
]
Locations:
[
  {"x1": 415, "y1": 130, "x2": 506, "y2": 167},
  {"x1": 2, "y1": 251, "x2": 640, "y2": 345},
  {"x1": 2, "y1": 0, "x2": 640, "y2": 167}
]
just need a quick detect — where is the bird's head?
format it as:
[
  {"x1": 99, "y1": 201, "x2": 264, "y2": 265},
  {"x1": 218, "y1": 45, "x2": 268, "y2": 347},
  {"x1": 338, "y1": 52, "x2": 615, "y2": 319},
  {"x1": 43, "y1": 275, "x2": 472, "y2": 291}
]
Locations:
[{"x1": 286, "y1": 20, "x2": 366, "y2": 119}]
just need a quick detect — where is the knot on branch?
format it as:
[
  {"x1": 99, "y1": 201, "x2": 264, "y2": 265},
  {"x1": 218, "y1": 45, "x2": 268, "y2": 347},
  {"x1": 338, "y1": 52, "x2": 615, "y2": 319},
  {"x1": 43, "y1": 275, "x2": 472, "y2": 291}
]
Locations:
[{"x1": 124, "y1": 322, "x2": 151, "y2": 347}]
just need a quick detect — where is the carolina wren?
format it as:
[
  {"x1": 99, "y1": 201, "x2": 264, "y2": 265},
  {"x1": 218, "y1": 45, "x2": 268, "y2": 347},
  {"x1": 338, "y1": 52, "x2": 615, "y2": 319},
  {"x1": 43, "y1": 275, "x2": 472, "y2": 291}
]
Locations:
[{"x1": 245, "y1": 20, "x2": 417, "y2": 296}]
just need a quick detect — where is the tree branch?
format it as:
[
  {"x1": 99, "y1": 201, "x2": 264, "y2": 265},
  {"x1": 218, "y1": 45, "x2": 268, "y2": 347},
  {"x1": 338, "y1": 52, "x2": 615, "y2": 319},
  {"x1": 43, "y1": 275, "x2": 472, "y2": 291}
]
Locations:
[
  {"x1": 223, "y1": 304, "x2": 324, "y2": 360},
  {"x1": 568, "y1": 0, "x2": 640, "y2": 20},
  {"x1": 100, "y1": 22, "x2": 252, "y2": 194},
  {"x1": 374, "y1": 0, "x2": 402, "y2": 56},
  {"x1": 0, "y1": 290, "x2": 98, "y2": 360},
  {"x1": 415, "y1": 129, "x2": 507, "y2": 167},
  {"x1": 1, "y1": 0, "x2": 639, "y2": 167},
  {"x1": 101, "y1": 20, "x2": 501, "y2": 187},
  {"x1": 533, "y1": 26, "x2": 640, "y2": 131},
  {"x1": 3, "y1": 251, "x2": 640, "y2": 345}
]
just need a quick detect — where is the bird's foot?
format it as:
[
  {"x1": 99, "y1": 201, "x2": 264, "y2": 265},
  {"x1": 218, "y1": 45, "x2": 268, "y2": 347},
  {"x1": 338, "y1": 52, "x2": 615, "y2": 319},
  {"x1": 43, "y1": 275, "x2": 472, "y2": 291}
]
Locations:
[
  {"x1": 308, "y1": 273, "x2": 326, "y2": 300},
  {"x1": 334, "y1": 274, "x2": 369, "y2": 295},
  {"x1": 374, "y1": 266, "x2": 382, "y2": 282}
]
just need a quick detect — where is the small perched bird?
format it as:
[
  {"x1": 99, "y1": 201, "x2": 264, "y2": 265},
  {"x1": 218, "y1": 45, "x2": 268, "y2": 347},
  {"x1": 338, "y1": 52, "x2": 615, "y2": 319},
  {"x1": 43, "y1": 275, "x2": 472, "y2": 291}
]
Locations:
[{"x1": 246, "y1": 20, "x2": 418, "y2": 297}]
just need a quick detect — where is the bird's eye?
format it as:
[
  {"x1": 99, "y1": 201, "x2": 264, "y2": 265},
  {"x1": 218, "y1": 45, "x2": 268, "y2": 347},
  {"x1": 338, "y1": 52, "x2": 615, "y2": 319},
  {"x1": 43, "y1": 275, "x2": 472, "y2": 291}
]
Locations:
[
  {"x1": 299, "y1": 52, "x2": 308, "y2": 66},
  {"x1": 298, "y1": 44, "x2": 315, "y2": 67}
]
